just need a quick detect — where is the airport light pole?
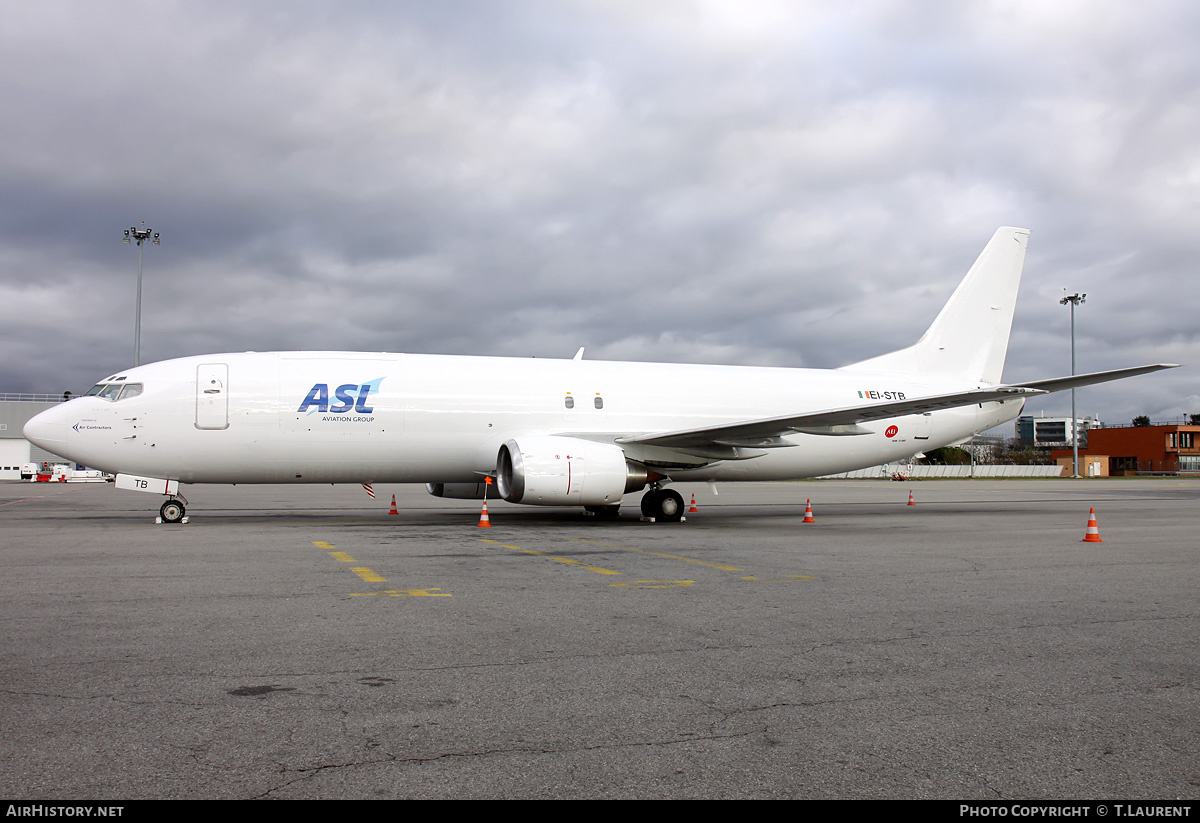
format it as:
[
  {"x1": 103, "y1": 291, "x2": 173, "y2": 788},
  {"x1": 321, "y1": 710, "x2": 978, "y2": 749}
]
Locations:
[
  {"x1": 123, "y1": 223, "x2": 160, "y2": 367},
  {"x1": 1059, "y1": 291, "x2": 1086, "y2": 478}
]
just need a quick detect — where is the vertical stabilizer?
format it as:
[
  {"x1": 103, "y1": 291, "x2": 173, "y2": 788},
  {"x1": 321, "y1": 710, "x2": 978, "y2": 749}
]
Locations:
[{"x1": 842, "y1": 227, "x2": 1029, "y2": 384}]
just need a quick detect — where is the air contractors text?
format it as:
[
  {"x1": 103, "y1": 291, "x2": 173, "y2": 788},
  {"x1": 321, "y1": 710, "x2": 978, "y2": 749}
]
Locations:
[{"x1": 298, "y1": 383, "x2": 375, "y2": 415}]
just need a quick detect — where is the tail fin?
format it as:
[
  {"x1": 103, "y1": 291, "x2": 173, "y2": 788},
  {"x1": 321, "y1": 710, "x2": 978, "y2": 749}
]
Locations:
[{"x1": 842, "y1": 227, "x2": 1029, "y2": 384}]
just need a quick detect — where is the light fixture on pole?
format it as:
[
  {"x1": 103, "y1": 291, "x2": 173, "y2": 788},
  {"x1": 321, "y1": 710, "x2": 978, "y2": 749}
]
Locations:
[
  {"x1": 1059, "y1": 290, "x2": 1086, "y2": 478},
  {"x1": 123, "y1": 222, "x2": 160, "y2": 367}
]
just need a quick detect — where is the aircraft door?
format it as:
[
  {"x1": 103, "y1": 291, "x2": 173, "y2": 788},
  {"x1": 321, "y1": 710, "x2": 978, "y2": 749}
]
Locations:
[
  {"x1": 913, "y1": 412, "x2": 933, "y2": 441},
  {"x1": 196, "y1": 363, "x2": 230, "y2": 430}
]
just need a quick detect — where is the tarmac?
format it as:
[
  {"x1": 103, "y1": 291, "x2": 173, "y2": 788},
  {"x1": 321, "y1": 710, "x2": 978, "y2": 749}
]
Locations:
[{"x1": 1, "y1": 477, "x2": 1196, "y2": 799}]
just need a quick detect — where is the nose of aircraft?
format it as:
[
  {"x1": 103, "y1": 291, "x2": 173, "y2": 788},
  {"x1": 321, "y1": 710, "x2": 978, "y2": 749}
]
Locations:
[{"x1": 23, "y1": 405, "x2": 69, "y2": 449}]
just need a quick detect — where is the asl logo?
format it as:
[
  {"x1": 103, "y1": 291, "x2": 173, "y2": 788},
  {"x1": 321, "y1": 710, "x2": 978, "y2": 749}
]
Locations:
[{"x1": 298, "y1": 378, "x2": 383, "y2": 414}]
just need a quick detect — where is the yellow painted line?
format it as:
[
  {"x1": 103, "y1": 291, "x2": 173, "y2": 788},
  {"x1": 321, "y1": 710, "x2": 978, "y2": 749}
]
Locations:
[
  {"x1": 328, "y1": 551, "x2": 356, "y2": 562},
  {"x1": 480, "y1": 539, "x2": 621, "y2": 575},
  {"x1": 351, "y1": 567, "x2": 387, "y2": 583},
  {"x1": 312, "y1": 541, "x2": 336, "y2": 550},
  {"x1": 350, "y1": 589, "x2": 451, "y2": 597},
  {"x1": 567, "y1": 538, "x2": 743, "y2": 571},
  {"x1": 611, "y1": 580, "x2": 695, "y2": 589}
]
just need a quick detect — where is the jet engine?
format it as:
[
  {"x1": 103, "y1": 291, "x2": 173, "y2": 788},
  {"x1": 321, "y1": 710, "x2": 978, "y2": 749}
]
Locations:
[{"x1": 496, "y1": 436, "x2": 649, "y2": 506}]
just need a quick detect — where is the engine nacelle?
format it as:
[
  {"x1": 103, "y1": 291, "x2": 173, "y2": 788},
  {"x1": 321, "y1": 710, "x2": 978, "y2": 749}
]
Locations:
[
  {"x1": 425, "y1": 482, "x2": 492, "y2": 499},
  {"x1": 496, "y1": 436, "x2": 649, "y2": 506}
]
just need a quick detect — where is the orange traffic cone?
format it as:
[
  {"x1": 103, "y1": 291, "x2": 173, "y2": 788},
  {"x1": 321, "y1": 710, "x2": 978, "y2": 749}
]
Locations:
[
  {"x1": 907, "y1": 489, "x2": 916, "y2": 506},
  {"x1": 477, "y1": 500, "x2": 492, "y2": 528},
  {"x1": 388, "y1": 494, "x2": 399, "y2": 516},
  {"x1": 802, "y1": 499, "x2": 815, "y2": 523},
  {"x1": 688, "y1": 493, "x2": 698, "y2": 513},
  {"x1": 1081, "y1": 507, "x2": 1102, "y2": 543}
]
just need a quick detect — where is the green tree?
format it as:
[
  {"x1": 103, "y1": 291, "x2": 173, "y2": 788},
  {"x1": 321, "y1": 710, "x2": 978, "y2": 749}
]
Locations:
[
  {"x1": 923, "y1": 446, "x2": 971, "y2": 465},
  {"x1": 1132, "y1": 415, "x2": 1151, "y2": 427}
]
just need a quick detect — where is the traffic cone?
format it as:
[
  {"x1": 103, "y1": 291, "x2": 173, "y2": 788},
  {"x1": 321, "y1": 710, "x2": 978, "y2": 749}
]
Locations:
[
  {"x1": 477, "y1": 500, "x2": 492, "y2": 528},
  {"x1": 388, "y1": 494, "x2": 399, "y2": 516},
  {"x1": 688, "y1": 493, "x2": 698, "y2": 513},
  {"x1": 1081, "y1": 507, "x2": 1102, "y2": 543},
  {"x1": 907, "y1": 489, "x2": 916, "y2": 506},
  {"x1": 802, "y1": 499, "x2": 815, "y2": 523}
]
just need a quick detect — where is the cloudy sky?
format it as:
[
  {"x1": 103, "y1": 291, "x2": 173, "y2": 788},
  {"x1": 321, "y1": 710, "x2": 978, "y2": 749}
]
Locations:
[{"x1": 2, "y1": 1, "x2": 1195, "y2": 425}]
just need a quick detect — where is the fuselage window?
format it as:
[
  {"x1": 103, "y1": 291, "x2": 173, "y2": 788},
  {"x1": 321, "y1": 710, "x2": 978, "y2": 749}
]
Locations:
[
  {"x1": 594, "y1": 395, "x2": 604, "y2": 410},
  {"x1": 117, "y1": 383, "x2": 143, "y2": 401},
  {"x1": 564, "y1": 395, "x2": 574, "y2": 409}
]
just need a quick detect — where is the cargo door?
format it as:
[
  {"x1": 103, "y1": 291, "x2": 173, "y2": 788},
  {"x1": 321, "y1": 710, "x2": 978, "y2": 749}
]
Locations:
[{"x1": 196, "y1": 363, "x2": 229, "y2": 430}]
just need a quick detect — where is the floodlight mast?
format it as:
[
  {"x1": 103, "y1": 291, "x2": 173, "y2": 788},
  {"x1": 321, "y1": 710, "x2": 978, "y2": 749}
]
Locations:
[
  {"x1": 1059, "y1": 291, "x2": 1086, "y2": 477},
  {"x1": 122, "y1": 222, "x2": 160, "y2": 367}
]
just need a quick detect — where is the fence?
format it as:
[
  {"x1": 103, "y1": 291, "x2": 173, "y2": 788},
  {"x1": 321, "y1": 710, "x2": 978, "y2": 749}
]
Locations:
[{"x1": 824, "y1": 464, "x2": 1066, "y2": 479}]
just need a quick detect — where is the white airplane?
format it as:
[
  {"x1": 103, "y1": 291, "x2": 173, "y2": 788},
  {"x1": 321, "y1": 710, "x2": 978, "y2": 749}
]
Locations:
[{"x1": 24, "y1": 227, "x2": 1177, "y2": 523}]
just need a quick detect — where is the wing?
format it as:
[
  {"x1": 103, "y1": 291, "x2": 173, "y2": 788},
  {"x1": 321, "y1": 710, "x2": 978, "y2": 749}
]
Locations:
[
  {"x1": 615, "y1": 363, "x2": 1179, "y2": 451},
  {"x1": 1006, "y1": 363, "x2": 1179, "y2": 394}
]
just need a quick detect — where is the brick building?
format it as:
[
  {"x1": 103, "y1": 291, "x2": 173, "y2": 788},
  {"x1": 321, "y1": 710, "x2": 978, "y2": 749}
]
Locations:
[{"x1": 1051, "y1": 424, "x2": 1200, "y2": 475}]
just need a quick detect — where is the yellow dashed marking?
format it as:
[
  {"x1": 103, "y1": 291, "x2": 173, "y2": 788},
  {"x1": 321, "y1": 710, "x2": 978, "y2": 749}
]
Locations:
[
  {"x1": 480, "y1": 539, "x2": 622, "y2": 575},
  {"x1": 350, "y1": 589, "x2": 451, "y2": 597},
  {"x1": 611, "y1": 580, "x2": 695, "y2": 589},
  {"x1": 568, "y1": 538, "x2": 743, "y2": 570},
  {"x1": 312, "y1": 539, "x2": 442, "y2": 593}
]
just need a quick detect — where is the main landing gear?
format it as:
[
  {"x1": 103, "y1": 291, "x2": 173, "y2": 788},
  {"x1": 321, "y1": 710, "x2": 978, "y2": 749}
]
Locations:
[
  {"x1": 640, "y1": 487, "x2": 684, "y2": 523},
  {"x1": 159, "y1": 494, "x2": 188, "y2": 524}
]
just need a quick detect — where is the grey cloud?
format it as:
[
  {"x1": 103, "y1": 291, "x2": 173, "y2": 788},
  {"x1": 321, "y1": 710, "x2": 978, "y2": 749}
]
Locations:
[{"x1": 0, "y1": 1, "x2": 1194, "y2": 426}]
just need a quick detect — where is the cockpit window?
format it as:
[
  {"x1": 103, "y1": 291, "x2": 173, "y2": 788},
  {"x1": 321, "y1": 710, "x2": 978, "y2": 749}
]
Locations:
[{"x1": 89, "y1": 383, "x2": 143, "y2": 401}]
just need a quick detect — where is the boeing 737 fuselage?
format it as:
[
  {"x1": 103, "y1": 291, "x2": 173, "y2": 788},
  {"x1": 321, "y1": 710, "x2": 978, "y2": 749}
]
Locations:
[{"x1": 23, "y1": 228, "x2": 1178, "y2": 522}]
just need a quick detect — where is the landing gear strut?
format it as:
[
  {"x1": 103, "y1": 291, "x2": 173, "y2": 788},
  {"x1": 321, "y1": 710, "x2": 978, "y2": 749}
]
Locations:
[{"x1": 640, "y1": 487, "x2": 684, "y2": 523}]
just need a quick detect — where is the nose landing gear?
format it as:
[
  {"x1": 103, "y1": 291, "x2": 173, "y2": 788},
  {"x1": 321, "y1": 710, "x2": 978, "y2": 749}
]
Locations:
[{"x1": 158, "y1": 494, "x2": 188, "y2": 524}]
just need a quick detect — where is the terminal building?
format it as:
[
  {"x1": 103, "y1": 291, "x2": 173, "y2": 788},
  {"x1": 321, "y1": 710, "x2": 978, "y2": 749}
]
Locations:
[
  {"x1": 0, "y1": 395, "x2": 71, "y2": 479},
  {"x1": 1015, "y1": 414, "x2": 1099, "y2": 449}
]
